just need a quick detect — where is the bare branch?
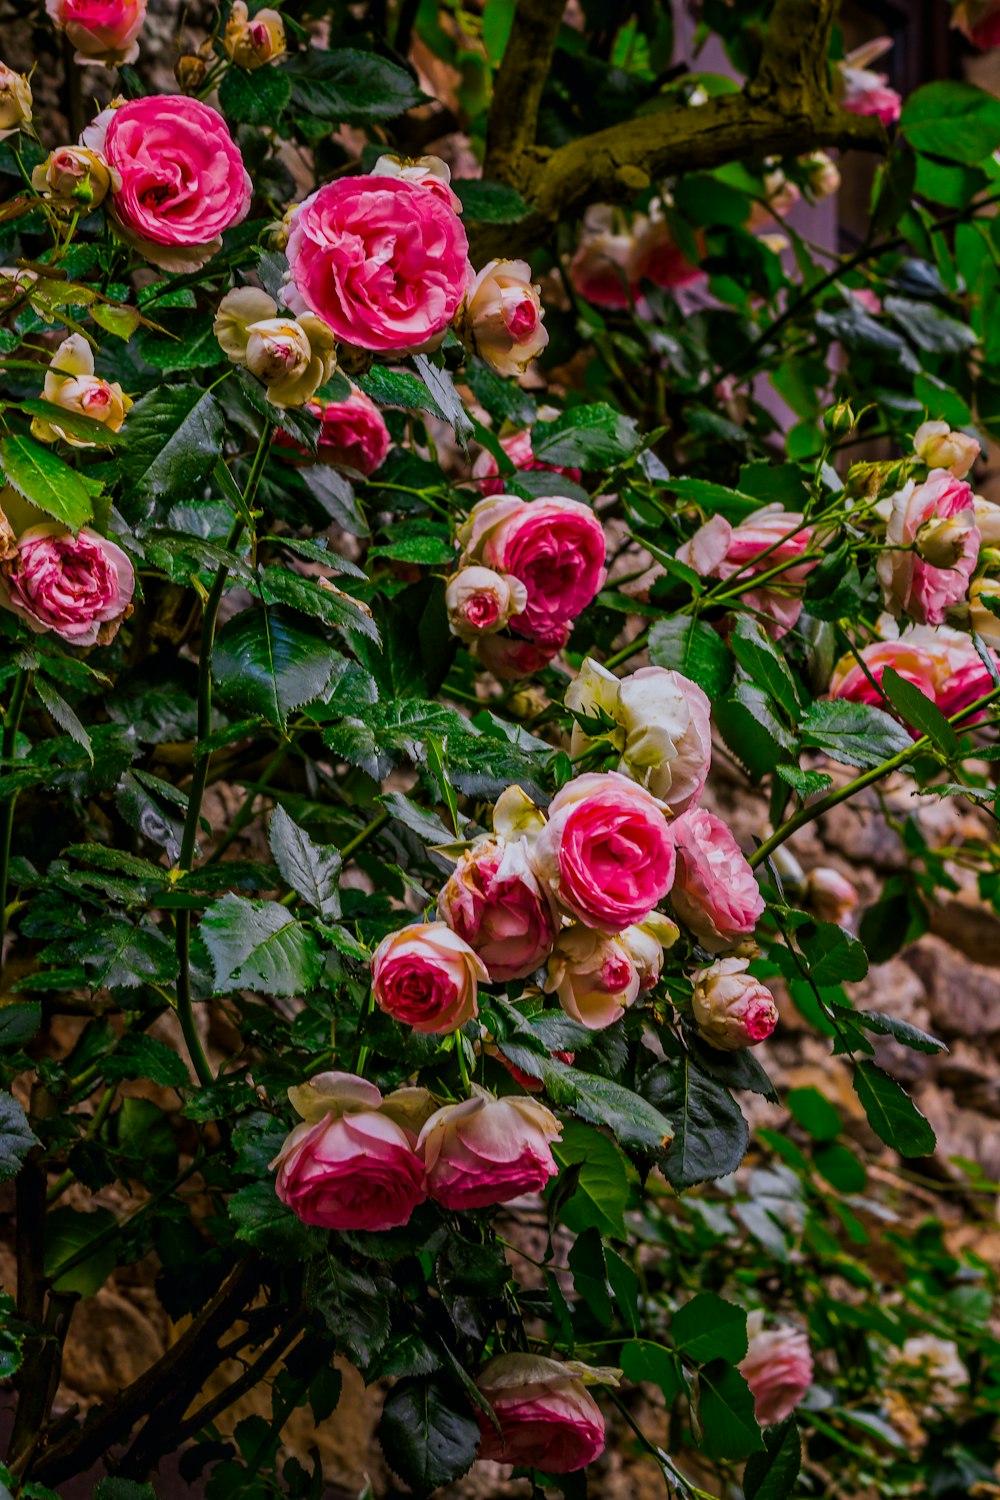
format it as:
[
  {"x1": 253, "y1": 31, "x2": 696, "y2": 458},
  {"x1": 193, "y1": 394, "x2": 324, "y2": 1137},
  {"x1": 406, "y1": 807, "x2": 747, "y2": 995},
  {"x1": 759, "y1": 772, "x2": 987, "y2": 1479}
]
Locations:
[{"x1": 483, "y1": 0, "x2": 567, "y2": 184}]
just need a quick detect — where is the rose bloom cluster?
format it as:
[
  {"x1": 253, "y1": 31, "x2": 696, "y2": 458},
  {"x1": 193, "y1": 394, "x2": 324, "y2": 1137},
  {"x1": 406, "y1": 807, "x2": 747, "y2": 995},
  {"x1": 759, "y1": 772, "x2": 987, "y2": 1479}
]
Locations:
[{"x1": 676, "y1": 504, "x2": 819, "y2": 639}]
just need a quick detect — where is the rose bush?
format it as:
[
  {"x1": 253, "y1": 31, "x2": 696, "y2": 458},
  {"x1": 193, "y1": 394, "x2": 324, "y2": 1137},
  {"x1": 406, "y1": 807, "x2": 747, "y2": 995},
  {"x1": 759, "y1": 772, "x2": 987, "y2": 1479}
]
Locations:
[{"x1": 0, "y1": 4, "x2": 999, "y2": 1499}]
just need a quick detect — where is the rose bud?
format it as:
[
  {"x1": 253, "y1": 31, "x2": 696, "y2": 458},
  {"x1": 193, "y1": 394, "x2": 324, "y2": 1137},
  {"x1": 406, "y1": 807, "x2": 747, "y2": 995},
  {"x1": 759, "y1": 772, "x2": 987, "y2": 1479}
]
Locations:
[
  {"x1": 84, "y1": 95, "x2": 251, "y2": 273},
  {"x1": 974, "y1": 497, "x2": 1000, "y2": 545},
  {"x1": 445, "y1": 566, "x2": 528, "y2": 641},
  {"x1": 545, "y1": 925, "x2": 640, "y2": 1030},
  {"x1": 953, "y1": 0, "x2": 1000, "y2": 48},
  {"x1": 739, "y1": 1317, "x2": 814, "y2": 1426},
  {"x1": 566, "y1": 657, "x2": 712, "y2": 814},
  {"x1": 224, "y1": 0, "x2": 286, "y2": 68},
  {"x1": 804, "y1": 150, "x2": 841, "y2": 199},
  {"x1": 174, "y1": 53, "x2": 207, "y2": 91},
  {"x1": 31, "y1": 334, "x2": 131, "y2": 447},
  {"x1": 438, "y1": 836, "x2": 557, "y2": 982},
  {"x1": 457, "y1": 258, "x2": 549, "y2": 377},
  {"x1": 878, "y1": 472, "x2": 980, "y2": 624},
  {"x1": 676, "y1": 505, "x2": 817, "y2": 638},
  {"x1": 46, "y1": 0, "x2": 146, "y2": 65},
  {"x1": 0, "y1": 525, "x2": 134, "y2": 646},
  {"x1": 835, "y1": 37, "x2": 902, "y2": 125},
  {"x1": 472, "y1": 424, "x2": 582, "y2": 497},
  {"x1": 0, "y1": 62, "x2": 32, "y2": 140},
  {"x1": 670, "y1": 807, "x2": 764, "y2": 952},
  {"x1": 621, "y1": 912, "x2": 678, "y2": 991},
  {"x1": 531, "y1": 772, "x2": 675, "y2": 934},
  {"x1": 691, "y1": 957, "x2": 777, "y2": 1050},
  {"x1": 966, "y1": 576, "x2": 1000, "y2": 647},
  {"x1": 475, "y1": 1354, "x2": 607, "y2": 1472},
  {"x1": 569, "y1": 205, "x2": 635, "y2": 309},
  {"x1": 418, "y1": 1091, "x2": 561, "y2": 1209},
  {"x1": 272, "y1": 1071, "x2": 427, "y2": 1232},
  {"x1": 370, "y1": 152, "x2": 462, "y2": 211},
  {"x1": 805, "y1": 867, "x2": 859, "y2": 926},
  {"x1": 912, "y1": 420, "x2": 980, "y2": 479},
  {"x1": 285, "y1": 176, "x2": 468, "y2": 352},
  {"x1": 31, "y1": 146, "x2": 119, "y2": 212},
  {"x1": 214, "y1": 287, "x2": 337, "y2": 408},
  {"x1": 460, "y1": 494, "x2": 607, "y2": 647},
  {"x1": 371, "y1": 921, "x2": 488, "y2": 1035}
]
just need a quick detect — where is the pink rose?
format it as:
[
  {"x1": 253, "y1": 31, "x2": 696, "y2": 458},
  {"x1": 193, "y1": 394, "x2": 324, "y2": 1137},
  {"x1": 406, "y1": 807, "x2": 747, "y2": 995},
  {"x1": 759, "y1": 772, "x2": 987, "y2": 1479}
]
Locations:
[
  {"x1": 312, "y1": 388, "x2": 390, "y2": 475},
  {"x1": 30, "y1": 333, "x2": 131, "y2": 447},
  {"x1": 474, "y1": 626, "x2": 570, "y2": 680},
  {"x1": 0, "y1": 525, "x2": 134, "y2": 646},
  {"x1": 284, "y1": 177, "x2": 468, "y2": 353},
  {"x1": 531, "y1": 771, "x2": 675, "y2": 934},
  {"x1": 458, "y1": 259, "x2": 548, "y2": 377},
  {"x1": 475, "y1": 1354, "x2": 606, "y2": 1472},
  {"x1": 691, "y1": 957, "x2": 777, "y2": 1049},
  {"x1": 670, "y1": 807, "x2": 763, "y2": 951},
  {"x1": 569, "y1": 205, "x2": 635, "y2": 309},
  {"x1": 545, "y1": 925, "x2": 640, "y2": 1030},
  {"x1": 86, "y1": 96, "x2": 252, "y2": 273},
  {"x1": 46, "y1": 0, "x2": 146, "y2": 65},
  {"x1": 878, "y1": 471, "x2": 980, "y2": 624},
  {"x1": 273, "y1": 1108, "x2": 426, "y2": 1232},
  {"x1": 836, "y1": 40, "x2": 902, "y2": 125},
  {"x1": 630, "y1": 215, "x2": 704, "y2": 291},
  {"x1": 438, "y1": 837, "x2": 557, "y2": 982},
  {"x1": 473, "y1": 427, "x2": 582, "y2": 497},
  {"x1": 371, "y1": 921, "x2": 487, "y2": 1035},
  {"x1": 829, "y1": 625, "x2": 996, "y2": 730},
  {"x1": 676, "y1": 505, "x2": 817, "y2": 638},
  {"x1": 463, "y1": 495, "x2": 607, "y2": 645},
  {"x1": 418, "y1": 1092, "x2": 560, "y2": 1210},
  {"x1": 444, "y1": 566, "x2": 528, "y2": 642},
  {"x1": 913, "y1": 421, "x2": 980, "y2": 479},
  {"x1": 739, "y1": 1323, "x2": 814, "y2": 1426},
  {"x1": 953, "y1": 0, "x2": 1000, "y2": 47},
  {"x1": 370, "y1": 152, "x2": 461, "y2": 211}
]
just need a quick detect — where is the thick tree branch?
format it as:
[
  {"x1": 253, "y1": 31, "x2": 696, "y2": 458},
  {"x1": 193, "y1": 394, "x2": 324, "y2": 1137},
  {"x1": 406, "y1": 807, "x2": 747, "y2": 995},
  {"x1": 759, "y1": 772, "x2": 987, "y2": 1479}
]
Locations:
[
  {"x1": 483, "y1": 0, "x2": 567, "y2": 184},
  {"x1": 473, "y1": 0, "x2": 887, "y2": 261}
]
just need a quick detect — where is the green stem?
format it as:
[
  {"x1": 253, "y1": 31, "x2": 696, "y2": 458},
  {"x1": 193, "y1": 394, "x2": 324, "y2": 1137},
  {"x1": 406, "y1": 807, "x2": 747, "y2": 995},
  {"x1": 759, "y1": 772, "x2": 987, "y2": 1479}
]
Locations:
[
  {"x1": 46, "y1": 1086, "x2": 118, "y2": 1205},
  {"x1": 204, "y1": 738, "x2": 292, "y2": 865},
  {"x1": 340, "y1": 807, "x2": 390, "y2": 861},
  {"x1": 0, "y1": 668, "x2": 31, "y2": 953},
  {"x1": 750, "y1": 680, "x2": 1000, "y2": 870}
]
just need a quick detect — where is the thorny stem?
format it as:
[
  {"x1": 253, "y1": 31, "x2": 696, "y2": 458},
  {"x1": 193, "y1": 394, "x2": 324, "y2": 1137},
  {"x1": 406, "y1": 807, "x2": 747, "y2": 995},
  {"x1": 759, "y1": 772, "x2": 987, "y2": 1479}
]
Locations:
[{"x1": 0, "y1": 667, "x2": 31, "y2": 954}]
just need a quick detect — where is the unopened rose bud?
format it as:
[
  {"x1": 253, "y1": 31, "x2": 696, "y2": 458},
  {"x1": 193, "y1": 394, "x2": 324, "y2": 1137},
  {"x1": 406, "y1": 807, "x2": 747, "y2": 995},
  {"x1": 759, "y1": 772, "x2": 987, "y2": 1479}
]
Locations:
[
  {"x1": 913, "y1": 420, "x2": 980, "y2": 479},
  {"x1": 445, "y1": 565, "x2": 528, "y2": 641},
  {"x1": 691, "y1": 957, "x2": 778, "y2": 1050},
  {"x1": 805, "y1": 867, "x2": 858, "y2": 925},
  {"x1": 457, "y1": 259, "x2": 548, "y2": 378},
  {"x1": 825, "y1": 399, "x2": 856, "y2": 437},
  {"x1": 506, "y1": 685, "x2": 549, "y2": 720},
  {"x1": 224, "y1": 0, "x2": 286, "y2": 68},
  {"x1": 915, "y1": 512, "x2": 977, "y2": 568},
  {"x1": 31, "y1": 146, "x2": 118, "y2": 211},
  {"x1": 804, "y1": 150, "x2": 841, "y2": 199},
  {"x1": 175, "y1": 53, "x2": 207, "y2": 91},
  {"x1": 0, "y1": 62, "x2": 32, "y2": 141},
  {"x1": 336, "y1": 342, "x2": 375, "y2": 378}
]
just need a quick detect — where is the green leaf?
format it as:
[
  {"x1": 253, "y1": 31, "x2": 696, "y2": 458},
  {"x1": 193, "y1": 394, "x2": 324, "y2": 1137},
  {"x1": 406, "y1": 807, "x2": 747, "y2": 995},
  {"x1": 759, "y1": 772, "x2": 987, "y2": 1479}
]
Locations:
[
  {"x1": 218, "y1": 62, "x2": 291, "y2": 124},
  {"x1": 531, "y1": 403, "x2": 639, "y2": 467},
  {"x1": 45, "y1": 1206, "x2": 117, "y2": 1296},
  {"x1": 883, "y1": 296, "x2": 978, "y2": 355},
  {"x1": 776, "y1": 765, "x2": 832, "y2": 798},
  {"x1": 0, "y1": 1090, "x2": 38, "y2": 1181},
  {"x1": 356, "y1": 364, "x2": 445, "y2": 418},
  {"x1": 34, "y1": 676, "x2": 92, "y2": 763},
  {"x1": 648, "y1": 616, "x2": 733, "y2": 697},
  {"x1": 90, "y1": 303, "x2": 142, "y2": 340},
  {"x1": 553, "y1": 1119, "x2": 630, "y2": 1239},
  {"x1": 787, "y1": 1085, "x2": 841, "y2": 1142},
  {"x1": 715, "y1": 680, "x2": 797, "y2": 782},
  {"x1": 799, "y1": 700, "x2": 914, "y2": 770},
  {"x1": 200, "y1": 892, "x2": 323, "y2": 995},
  {"x1": 213, "y1": 606, "x2": 341, "y2": 728},
  {"x1": 645, "y1": 1057, "x2": 749, "y2": 1190},
  {"x1": 229, "y1": 1178, "x2": 325, "y2": 1257},
  {"x1": 853, "y1": 1008, "x2": 945, "y2": 1054},
  {"x1": 696, "y1": 1361, "x2": 764, "y2": 1461},
  {"x1": 269, "y1": 803, "x2": 342, "y2": 921},
  {"x1": 743, "y1": 1417, "x2": 801, "y2": 1500},
  {"x1": 813, "y1": 1141, "x2": 867, "y2": 1193},
  {"x1": 0, "y1": 1001, "x2": 41, "y2": 1049},
  {"x1": 102, "y1": 1033, "x2": 190, "y2": 1089},
  {"x1": 663, "y1": 476, "x2": 762, "y2": 521},
  {"x1": 16, "y1": 398, "x2": 123, "y2": 446},
  {"x1": 285, "y1": 47, "x2": 427, "y2": 121},
  {"x1": 412, "y1": 355, "x2": 474, "y2": 450},
  {"x1": 452, "y1": 178, "x2": 530, "y2": 222},
  {"x1": 63, "y1": 916, "x2": 178, "y2": 990},
  {"x1": 300, "y1": 466, "x2": 369, "y2": 536},
  {"x1": 500, "y1": 1041, "x2": 673, "y2": 1155},
  {"x1": 901, "y1": 80, "x2": 1000, "y2": 164},
  {"x1": 619, "y1": 1340, "x2": 684, "y2": 1404},
  {"x1": 729, "y1": 617, "x2": 800, "y2": 719},
  {"x1": 672, "y1": 1293, "x2": 748, "y2": 1364},
  {"x1": 117, "y1": 385, "x2": 224, "y2": 507},
  {"x1": 796, "y1": 921, "x2": 869, "y2": 984},
  {"x1": 853, "y1": 1061, "x2": 936, "y2": 1157},
  {"x1": 258, "y1": 563, "x2": 379, "y2": 639},
  {"x1": 881, "y1": 667, "x2": 959, "y2": 753},
  {"x1": 312, "y1": 1257, "x2": 392, "y2": 1366},
  {"x1": 378, "y1": 1377, "x2": 480, "y2": 1498},
  {"x1": 0, "y1": 433, "x2": 96, "y2": 530}
]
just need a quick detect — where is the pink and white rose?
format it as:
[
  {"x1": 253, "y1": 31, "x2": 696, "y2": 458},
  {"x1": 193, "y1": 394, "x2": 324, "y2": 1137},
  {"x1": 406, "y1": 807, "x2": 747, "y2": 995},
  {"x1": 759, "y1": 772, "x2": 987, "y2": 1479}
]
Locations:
[
  {"x1": 739, "y1": 1319, "x2": 814, "y2": 1426},
  {"x1": 691, "y1": 957, "x2": 778, "y2": 1049},
  {"x1": 829, "y1": 623, "x2": 998, "y2": 728},
  {"x1": 311, "y1": 387, "x2": 390, "y2": 474},
  {"x1": 0, "y1": 63, "x2": 31, "y2": 140},
  {"x1": 805, "y1": 867, "x2": 859, "y2": 926},
  {"x1": 445, "y1": 566, "x2": 528, "y2": 641},
  {"x1": 214, "y1": 287, "x2": 337, "y2": 409},
  {"x1": 31, "y1": 334, "x2": 131, "y2": 446},
  {"x1": 670, "y1": 807, "x2": 764, "y2": 951},
  {"x1": 370, "y1": 152, "x2": 461, "y2": 212},
  {"x1": 224, "y1": 0, "x2": 285, "y2": 68},
  {"x1": 836, "y1": 38, "x2": 902, "y2": 125},
  {"x1": 46, "y1": 0, "x2": 146, "y2": 66},
  {"x1": 85, "y1": 96, "x2": 252, "y2": 273},
  {"x1": 531, "y1": 771, "x2": 675, "y2": 934},
  {"x1": 569, "y1": 206, "x2": 635, "y2": 309},
  {"x1": 0, "y1": 525, "x2": 134, "y2": 646},
  {"x1": 545, "y1": 925, "x2": 641, "y2": 1030},
  {"x1": 877, "y1": 470, "x2": 980, "y2": 624},
  {"x1": 418, "y1": 1091, "x2": 561, "y2": 1210},
  {"x1": 457, "y1": 259, "x2": 548, "y2": 377},
  {"x1": 284, "y1": 177, "x2": 468, "y2": 352},
  {"x1": 438, "y1": 836, "x2": 557, "y2": 982},
  {"x1": 630, "y1": 213, "x2": 704, "y2": 290},
  {"x1": 475, "y1": 1354, "x2": 606, "y2": 1472},
  {"x1": 912, "y1": 421, "x2": 980, "y2": 479},
  {"x1": 371, "y1": 921, "x2": 488, "y2": 1035},
  {"x1": 676, "y1": 505, "x2": 817, "y2": 638},
  {"x1": 474, "y1": 626, "x2": 570, "y2": 680},
  {"x1": 31, "y1": 146, "x2": 119, "y2": 211}
]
